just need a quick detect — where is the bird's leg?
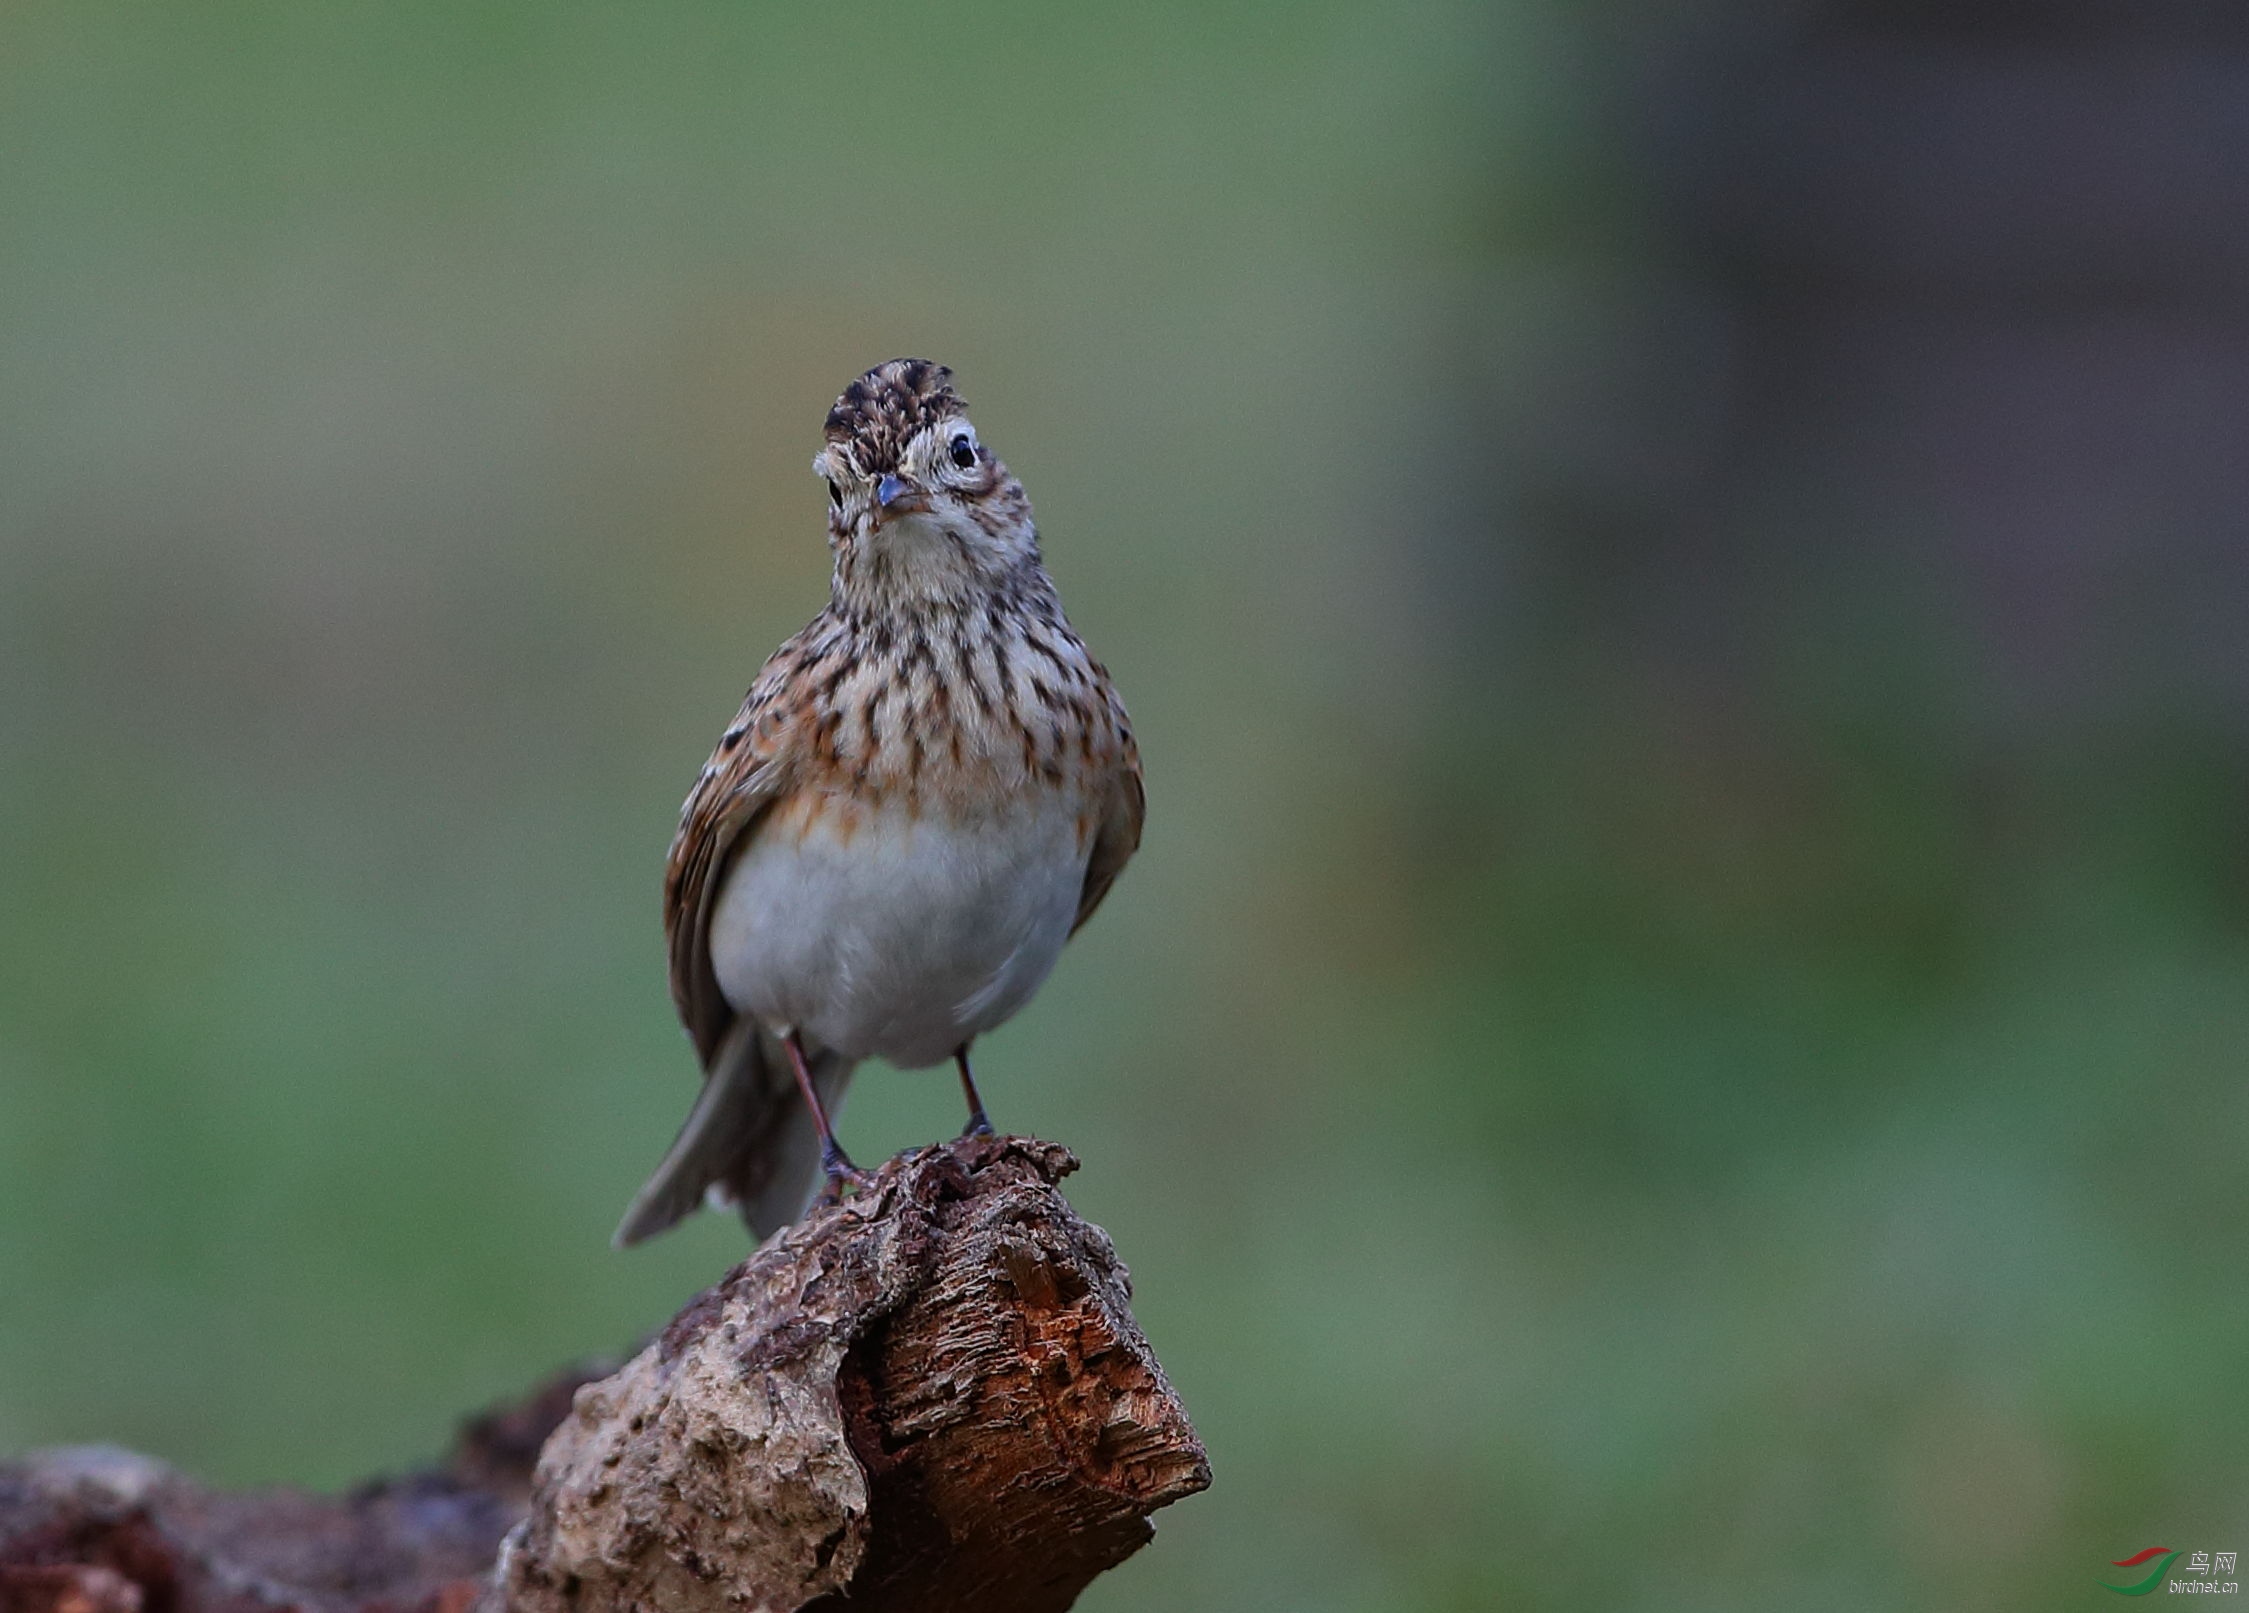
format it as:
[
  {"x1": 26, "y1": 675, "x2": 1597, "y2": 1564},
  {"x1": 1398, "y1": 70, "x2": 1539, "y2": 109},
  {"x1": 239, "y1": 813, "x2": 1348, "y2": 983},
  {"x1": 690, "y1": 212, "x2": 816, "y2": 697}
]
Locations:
[
  {"x1": 954, "y1": 1043, "x2": 995, "y2": 1138},
  {"x1": 784, "y1": 1030, "x2": 867, "y2": 1197}
]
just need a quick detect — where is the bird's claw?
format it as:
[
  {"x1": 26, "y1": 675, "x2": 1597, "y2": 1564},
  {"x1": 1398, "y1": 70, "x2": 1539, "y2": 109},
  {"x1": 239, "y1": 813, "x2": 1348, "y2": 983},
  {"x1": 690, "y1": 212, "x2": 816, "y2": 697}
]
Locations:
[{"x1": 815, "y1": 1153, "x2": 872, "y2": 1208}]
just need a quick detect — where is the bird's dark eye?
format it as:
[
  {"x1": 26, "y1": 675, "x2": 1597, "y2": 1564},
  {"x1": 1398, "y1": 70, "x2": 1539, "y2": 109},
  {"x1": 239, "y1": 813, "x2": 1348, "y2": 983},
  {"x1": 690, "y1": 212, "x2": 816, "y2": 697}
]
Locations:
[
  {"x1": 948, "y1": 435, "x2": 977, "y2": 470},
  {"x1": 827, "y1": 480, "x2": 842, "y2": 509}
]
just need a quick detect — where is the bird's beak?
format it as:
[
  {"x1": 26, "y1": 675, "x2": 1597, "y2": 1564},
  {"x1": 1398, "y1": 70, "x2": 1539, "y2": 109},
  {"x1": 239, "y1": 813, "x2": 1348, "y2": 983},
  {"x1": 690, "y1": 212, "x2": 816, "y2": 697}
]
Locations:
[{"x1": 872, "y1": 474, "x2": 932, "y2": 528}]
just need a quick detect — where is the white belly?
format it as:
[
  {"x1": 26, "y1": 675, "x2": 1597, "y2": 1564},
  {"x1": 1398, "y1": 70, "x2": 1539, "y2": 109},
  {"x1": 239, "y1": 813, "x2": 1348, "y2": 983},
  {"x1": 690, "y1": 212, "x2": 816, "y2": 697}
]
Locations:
[{"x1": 708, "y1": 791, "x2": 1089, "y2": 1068}]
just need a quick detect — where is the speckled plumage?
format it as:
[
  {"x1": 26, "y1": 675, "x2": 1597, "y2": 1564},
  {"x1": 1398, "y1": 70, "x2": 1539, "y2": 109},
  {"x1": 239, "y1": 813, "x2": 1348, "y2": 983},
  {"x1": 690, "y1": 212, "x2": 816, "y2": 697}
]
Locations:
[{"x1": 614, "y1": 361, "x2": 1142, "y2": 1248}]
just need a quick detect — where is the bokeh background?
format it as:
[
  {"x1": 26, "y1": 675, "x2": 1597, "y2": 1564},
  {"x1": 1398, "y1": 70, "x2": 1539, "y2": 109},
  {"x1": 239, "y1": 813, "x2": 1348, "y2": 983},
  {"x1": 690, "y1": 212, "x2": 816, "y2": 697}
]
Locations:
[{"x1": 6, "y1": 3, "x2": 2248, "y2": 1608}]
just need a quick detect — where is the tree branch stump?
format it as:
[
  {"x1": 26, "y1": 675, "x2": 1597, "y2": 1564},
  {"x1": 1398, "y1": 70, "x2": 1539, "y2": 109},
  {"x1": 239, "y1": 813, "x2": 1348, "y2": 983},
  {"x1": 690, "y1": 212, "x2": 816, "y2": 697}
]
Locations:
[{"x1": 0, "y1": 1136, "x2": 1208, "y2": 1613}]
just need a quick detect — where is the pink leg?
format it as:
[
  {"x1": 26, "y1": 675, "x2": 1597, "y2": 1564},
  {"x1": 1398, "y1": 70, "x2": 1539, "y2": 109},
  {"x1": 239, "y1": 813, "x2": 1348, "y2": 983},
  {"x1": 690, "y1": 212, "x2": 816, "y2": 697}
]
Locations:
[
  {"x1": 784, "y1": 1031, "x2": 864, "y2": 1185},
  {"x1": 955, "y1": 1044, "x2": 995, "y2": 1138}
]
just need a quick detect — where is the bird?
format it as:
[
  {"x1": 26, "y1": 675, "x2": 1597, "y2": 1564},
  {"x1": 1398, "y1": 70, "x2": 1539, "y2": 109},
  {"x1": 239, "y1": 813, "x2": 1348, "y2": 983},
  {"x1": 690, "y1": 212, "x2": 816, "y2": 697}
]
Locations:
[{"x1": 613, "y1": 359, "x2": 1143, "y2": 1247}]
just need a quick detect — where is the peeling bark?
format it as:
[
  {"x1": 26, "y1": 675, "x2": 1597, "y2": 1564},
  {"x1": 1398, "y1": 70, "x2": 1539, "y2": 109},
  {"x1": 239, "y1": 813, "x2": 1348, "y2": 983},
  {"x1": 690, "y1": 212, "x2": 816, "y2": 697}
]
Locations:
[{"x1": 0, "y1": 1137, "x2": 1207, "y2": 1613}]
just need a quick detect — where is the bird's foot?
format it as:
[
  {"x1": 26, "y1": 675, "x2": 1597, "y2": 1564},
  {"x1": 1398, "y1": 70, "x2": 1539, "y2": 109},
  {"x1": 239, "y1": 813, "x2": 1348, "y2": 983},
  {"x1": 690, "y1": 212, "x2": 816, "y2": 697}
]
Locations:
[
  {"x1": 814, "y1": 1166, "x2": 873, "y2": 1209},
  {"x1": 814, "y1": 1138, "x2": 872, "y2": 1207}
]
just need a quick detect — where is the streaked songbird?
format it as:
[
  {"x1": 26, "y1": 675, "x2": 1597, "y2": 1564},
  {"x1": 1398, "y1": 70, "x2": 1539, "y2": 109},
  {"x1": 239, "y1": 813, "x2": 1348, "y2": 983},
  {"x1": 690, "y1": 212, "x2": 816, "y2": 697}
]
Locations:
[{"x1": 615, "y1": 360, "x2": 1142, "y2": 1247}]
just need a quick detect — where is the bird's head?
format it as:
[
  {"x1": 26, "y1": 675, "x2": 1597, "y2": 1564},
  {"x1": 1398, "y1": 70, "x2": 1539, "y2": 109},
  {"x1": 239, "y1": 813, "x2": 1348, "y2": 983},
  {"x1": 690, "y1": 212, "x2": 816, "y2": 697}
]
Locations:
[{"x1": 813, "y1": 359, "x2": 1040, "y2": 610}]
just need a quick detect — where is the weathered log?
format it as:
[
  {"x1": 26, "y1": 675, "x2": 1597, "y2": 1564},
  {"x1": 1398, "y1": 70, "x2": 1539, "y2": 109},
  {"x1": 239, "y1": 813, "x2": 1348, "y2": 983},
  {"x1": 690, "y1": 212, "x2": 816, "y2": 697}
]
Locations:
[{"x1": 0, "y1": 1136, "x2": 1207, "y2": 1613}]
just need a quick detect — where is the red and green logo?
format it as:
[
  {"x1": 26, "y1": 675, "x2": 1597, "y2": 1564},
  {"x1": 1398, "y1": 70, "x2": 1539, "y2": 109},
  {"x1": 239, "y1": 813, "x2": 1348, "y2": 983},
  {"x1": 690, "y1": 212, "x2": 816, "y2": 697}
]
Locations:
[{"x1": 2102, "y1": 1548, "x2": 2179, "y2": 1596}]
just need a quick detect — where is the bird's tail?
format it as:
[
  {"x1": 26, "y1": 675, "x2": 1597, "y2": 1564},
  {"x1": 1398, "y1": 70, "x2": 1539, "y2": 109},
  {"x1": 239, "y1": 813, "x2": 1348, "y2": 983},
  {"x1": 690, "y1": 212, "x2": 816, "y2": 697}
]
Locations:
[{"x1": 612, "y1": 1022, "x2": 854, "y2": 1248}]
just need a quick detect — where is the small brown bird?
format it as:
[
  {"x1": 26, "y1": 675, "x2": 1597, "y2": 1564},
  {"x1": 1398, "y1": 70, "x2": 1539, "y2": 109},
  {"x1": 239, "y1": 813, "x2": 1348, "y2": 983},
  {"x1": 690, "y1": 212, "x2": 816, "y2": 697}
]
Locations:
[{"x1": 615, "y1": 360, "x2": 1143, "y2": 1247}]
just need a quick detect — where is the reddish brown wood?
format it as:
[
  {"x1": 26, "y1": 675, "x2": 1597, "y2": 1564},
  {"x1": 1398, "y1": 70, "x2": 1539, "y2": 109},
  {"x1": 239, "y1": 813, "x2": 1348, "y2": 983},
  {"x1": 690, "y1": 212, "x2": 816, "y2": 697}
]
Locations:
[{"x1": 0, "y1": 1137, "x2": 1207, "y2": 1613}]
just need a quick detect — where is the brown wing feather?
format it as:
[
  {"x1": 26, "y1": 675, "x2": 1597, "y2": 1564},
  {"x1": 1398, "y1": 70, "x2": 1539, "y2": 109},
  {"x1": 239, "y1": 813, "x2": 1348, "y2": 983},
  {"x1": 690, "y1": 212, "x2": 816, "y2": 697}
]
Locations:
[
  {"x1": 663, "y1": 691, "x2": 789, "y2": 1068},
  {"x1": 1071, "y1": 746, "x2": 1144, "y2": 936}
]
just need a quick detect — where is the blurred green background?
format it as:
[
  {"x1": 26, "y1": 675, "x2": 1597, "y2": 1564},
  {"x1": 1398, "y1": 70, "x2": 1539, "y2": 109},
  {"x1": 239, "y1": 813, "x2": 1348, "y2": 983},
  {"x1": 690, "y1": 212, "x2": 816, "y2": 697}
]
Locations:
[{"x1": 6, "y1": 4, "x2": 2248, "y2": 1609}]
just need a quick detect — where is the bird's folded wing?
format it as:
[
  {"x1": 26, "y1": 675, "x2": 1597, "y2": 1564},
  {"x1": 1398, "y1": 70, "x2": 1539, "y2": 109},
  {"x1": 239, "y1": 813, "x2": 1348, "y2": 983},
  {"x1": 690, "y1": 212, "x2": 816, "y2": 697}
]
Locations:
[
  {"x1": 664, "y1": 692, "x2": 790, "y2": 1069},
  {"x1": 1072, "y1": 749, "x2": 1144, "y2": 936}
]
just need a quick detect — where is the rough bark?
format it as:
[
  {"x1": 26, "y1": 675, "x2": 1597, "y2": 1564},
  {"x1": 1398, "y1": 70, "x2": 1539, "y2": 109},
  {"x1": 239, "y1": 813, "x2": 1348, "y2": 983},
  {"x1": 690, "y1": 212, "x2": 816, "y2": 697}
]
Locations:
[{"x1": 0, "y1": 1136, "x2": 1207, "y2": 1613}]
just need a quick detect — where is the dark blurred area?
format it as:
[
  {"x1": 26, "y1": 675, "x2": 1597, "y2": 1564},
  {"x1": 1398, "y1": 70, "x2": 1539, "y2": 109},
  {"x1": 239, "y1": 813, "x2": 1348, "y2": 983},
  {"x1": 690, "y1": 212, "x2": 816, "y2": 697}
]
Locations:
[
  {"x1": 4, "y1": 4, "x2": 2245, "y2": 1610},
  {"x1": 1507, "y1": 1, "x2": 2249, "y2": 729}
]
